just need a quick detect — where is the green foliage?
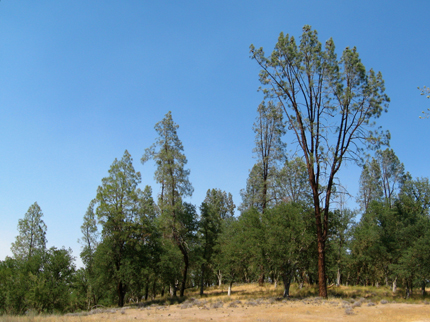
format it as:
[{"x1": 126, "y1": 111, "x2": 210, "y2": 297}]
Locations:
[
  {"x1": 26, "y1": 247, "x2": 75, "y2": 313},
  {"x1": 11, "y1": 202, "x2": 47, "y2": 261},
  {"x1": 142, "y1": 111, "x2": 193, "y2": 212},
  {"x1": 197, "y1": 189, "x2": 235, "y2": 294},
  {"x1": 78, "y1": 199, "x2": 99, "y2": 268},
  {"x1": 0, "y1": 247, "x2": 75, "y2": 315},
  {"x1": 215, "y1": 216, "x2": 249, "y2": 286},
  {"x1": 262, "y1": 203, "x2": 315, "y2": 291},
  {"x1": 250, "y1": 25, "x2": 390, "y2": 296},
  {"x1": 349, "y1": 177, "x2": 430, "y2": 291},
  {"x1": 240, "y1": 163, "x2": 265, "y2": 212},
  {"x1": 93, "y1": 150, "x2": 155, "y2": 307},
  {"x1": 142, "y1": 111, "x2": 195, "y2": 297},
  {"x1": 326, "y1": 207, "x2": 356, "y2": 285},
  {"x1": 276, "y1": 157, "x2": 311, "y2": 204}
]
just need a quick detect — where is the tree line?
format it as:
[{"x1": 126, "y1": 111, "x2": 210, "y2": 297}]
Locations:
[{"x1": 1, "y1": 25, "x2": 429, "y2": 314}]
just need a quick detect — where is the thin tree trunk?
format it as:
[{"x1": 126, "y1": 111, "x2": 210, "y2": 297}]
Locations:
[
  {"x1": 336, "y1": 268, "x2": 341, "y2": 287},
  {"x1": 179, "y1": 250, "x2": 189, "y2": 297},
  {"x1": 258, "y1": 265, "x2": 265, "y2": 286},
  {"x1": 422, "y1": 281, "x2": 427, "y2": 296},
  {"x1": 218, "y1": 270, "x2": 222, "y2": 287},
  {"x1": 317, "y1": 235, "x2": 327, "y2": 297},
  {"x1": 145, "y1": 283, "x2": 149, "y2": 301},
  {"x1": 282, "y1": 270, "x2": 292, "y2": 298},
  {"x1": 405, "y1": 281, "x2": 410, "y2": 299},
  {"x1": 200, "y1": 264, "x2": 205, "y2": 296},
  {"x1": 228, "y1": 282, "x2": 233, "y2": 296},
  {"x1": 152, "y1": 279, "x2": 157, "y2": 300},
  {"x1": 392, "y1": 277, "x2": 397, "y2": 293},
  {"x1": 170, "y1": 283, "x2": 177, "y2": 297}
]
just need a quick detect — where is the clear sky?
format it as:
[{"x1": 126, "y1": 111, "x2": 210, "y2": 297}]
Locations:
[{"x1": 1, "y1": 1, "x2": 429, "y2": 266}]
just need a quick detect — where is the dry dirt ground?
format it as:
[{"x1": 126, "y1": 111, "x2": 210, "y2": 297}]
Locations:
[
  {"x1": 4, "y1": 300, "x2": 430, "y2": 322},
  {"x1": 71, "y1": 301, "x2": 430, "y2": 322},
  {"x1": 3, "y1": 284, "x2": 430, "y2": 322}
]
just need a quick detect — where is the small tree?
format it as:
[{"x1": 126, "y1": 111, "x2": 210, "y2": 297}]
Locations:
[
  {"x1": 78, "y1": 200, "x2": 99, "y2": 309},
  {"x1": 95, "y1": 150, "x2": 152, "y2": 307},
  {"x1": 250, "y1": 25, "x2": 390, "y2": 297},
  {"x1": 357, "y1": 158, "x2": 383, "y2": 211},
  {"x1": 276, "y1": 157, "x2": 311, "y2": 204},
  {"x1": 263, "y1": 202, "x2": 314, "y2": 297},
  {"x1": 11, "y1": 202, "x2": 47, "y2": 260},
  {"x1": 253, "y1": 101, "x2": 286, "y2": 212},
  {"x1": 198, "y1": 189, "x2": 235, "y2": 295}
]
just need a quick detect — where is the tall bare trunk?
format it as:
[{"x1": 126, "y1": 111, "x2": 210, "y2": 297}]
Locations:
[{"x1": 228, "y1": 282, "x2": 233, "y2": 296}]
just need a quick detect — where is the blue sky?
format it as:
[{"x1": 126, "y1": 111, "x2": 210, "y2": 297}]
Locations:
[{"x1": 1, "y1": 1, "x2": 429, "y2": 265}]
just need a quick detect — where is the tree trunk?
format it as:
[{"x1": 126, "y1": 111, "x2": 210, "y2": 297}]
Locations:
[
  {"x1": 152, "y1": 279, "x2": 157, "y2": 300},
  {"x1": 313, "y1": 189, "x2": 328, "y2": 298},
  {"x1": 274, "y1": 279, "x2": 277, "y2": 289},
  {"x1": 218, "y1": 270, "x2": 222, "y2": 287},
  {"x1": 405, "y1": 282, "x2": 410, "y2": 299},
  {"x1": 144, "y1": 284, "x2": 149, "y2": 301},
  {"x1": 282, "y1": 268, "x2": 293, "y2": 298},
  {"x1": 317, "y1": 235, "x2": 327, "y2": 297},
  {"x1": 258, "y1": 266, "x2": 265, "y2": 286},
  {"x1": 228, "y1": 282, "x2": 233, "y2": 296},
  {"x1": 422, "y1": 281, "x2": 427, "y2": 296},
  {"x1": 117, "y1": 280, "x2": 126, "y2": 307},
  {"x1": 200, "y1": 264, "x2": 205, "y2": 296},
  {"x1": 170, "y1": 283, "x2": 176, "y2": 297},
  {"x1": 392, "y1": 277, "x2": 397, "y2": 293},
  {"x1": 161, "y1": 285, "x2": 165, "y2": 297},
  {"x1": 282, "y1": 276, "x2": 291, "y2": 298},
  {"x1": 336, "y1": 268, "x2": 341, "y2": 287},
  {"x1": 179, "y1": 251, "x2": 189, "y2": 297}
]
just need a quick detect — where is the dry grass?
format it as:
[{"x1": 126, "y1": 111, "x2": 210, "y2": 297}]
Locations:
[{"x1": 2, "y1": 283, "x2": 430, "y2": 322}]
